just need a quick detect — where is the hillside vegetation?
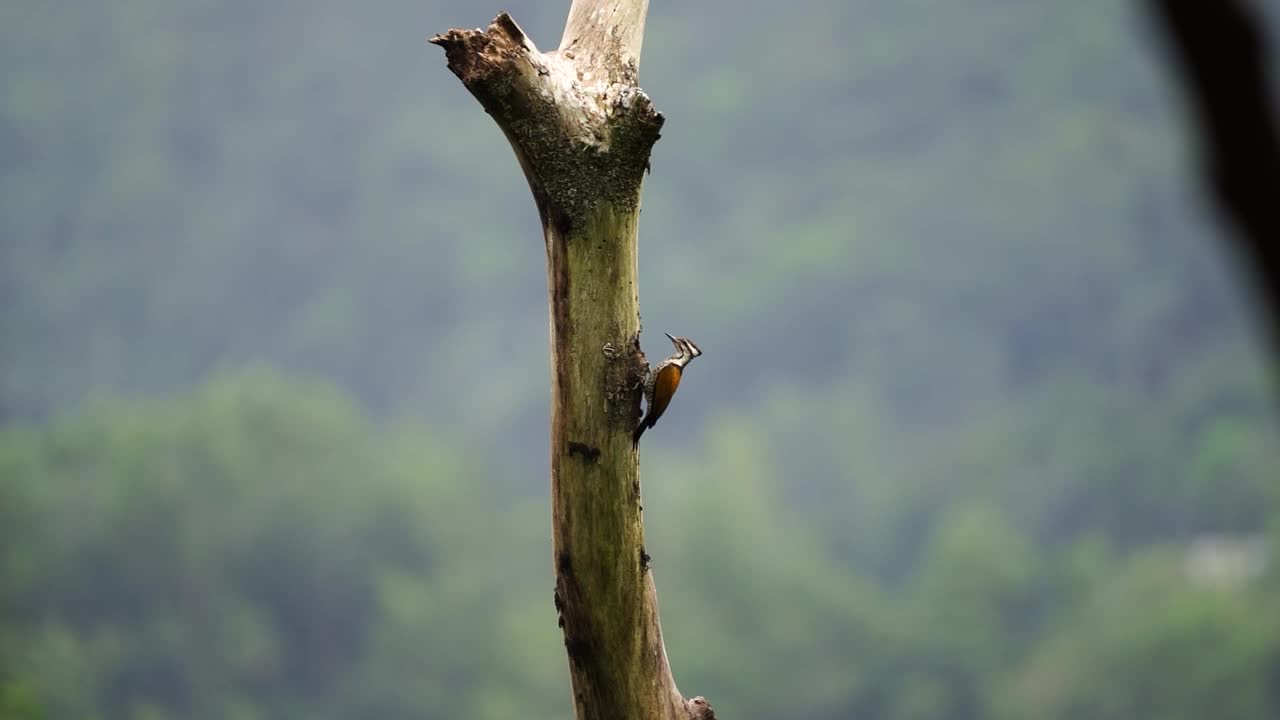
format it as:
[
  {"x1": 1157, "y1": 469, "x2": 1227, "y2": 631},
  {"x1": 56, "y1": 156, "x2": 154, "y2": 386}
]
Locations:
[{"x1": 2, "y1": 1, "x2": 1277, "y2": 718}]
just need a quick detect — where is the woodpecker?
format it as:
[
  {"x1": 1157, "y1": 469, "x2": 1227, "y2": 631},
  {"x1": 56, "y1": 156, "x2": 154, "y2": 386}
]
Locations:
[{"x1": 633, "y1": 332, "x2": 702, "y2": 445}]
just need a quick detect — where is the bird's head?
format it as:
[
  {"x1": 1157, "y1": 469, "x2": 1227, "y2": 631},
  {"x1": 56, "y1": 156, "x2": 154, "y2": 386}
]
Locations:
[{"x1": 665, "y1": 332, "x2": 702, "y2": 366}]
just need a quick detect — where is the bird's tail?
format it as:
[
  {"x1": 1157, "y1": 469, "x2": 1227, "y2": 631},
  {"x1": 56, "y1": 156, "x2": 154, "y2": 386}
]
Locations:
[{"x1": 632, "y1": 422, "x2": 647, "y2": 447}]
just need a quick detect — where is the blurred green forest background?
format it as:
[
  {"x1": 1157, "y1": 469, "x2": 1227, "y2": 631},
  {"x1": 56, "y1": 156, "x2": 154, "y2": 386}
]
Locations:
[{"x1": 3, "y1": 0, "x2": 1279, "y2": 718}]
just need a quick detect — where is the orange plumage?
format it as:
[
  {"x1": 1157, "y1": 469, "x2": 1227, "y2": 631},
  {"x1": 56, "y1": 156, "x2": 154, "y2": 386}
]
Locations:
[
  {"x1": 634, "y1": 364, "x2": 682, "y2": 444},
  {"x1": 646, "y1": 364, "x2": 683, "y2": 427},
  {"x1": 634, "y1": 333, "x2": 700, "y2": 445}
]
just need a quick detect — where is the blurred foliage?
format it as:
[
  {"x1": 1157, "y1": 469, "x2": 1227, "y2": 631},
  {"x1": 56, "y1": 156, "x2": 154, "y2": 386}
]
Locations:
[
  {"x1": 2, "y1": 0, "x2": 1280, "y2": 719},
  {"x1": 2, "y1": 373, "x2": 1276, "y2": 720}
]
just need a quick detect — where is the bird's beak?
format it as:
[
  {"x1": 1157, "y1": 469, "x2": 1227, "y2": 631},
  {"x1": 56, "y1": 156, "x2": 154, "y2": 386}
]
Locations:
[{"x1": 665, "y1": 332, "x2": 677, "y2": 344}]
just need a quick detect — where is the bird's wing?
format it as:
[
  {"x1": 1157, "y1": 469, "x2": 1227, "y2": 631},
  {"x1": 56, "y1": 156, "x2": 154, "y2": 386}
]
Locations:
[{"x1": 645, "y1": 364, "x2": 682, "y2": 427}]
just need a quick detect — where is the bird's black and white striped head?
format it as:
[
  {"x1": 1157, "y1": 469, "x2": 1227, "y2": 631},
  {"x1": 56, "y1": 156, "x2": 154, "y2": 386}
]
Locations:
[{"x1": 665, "y1": 332, "x2": 702, "y2": 368}]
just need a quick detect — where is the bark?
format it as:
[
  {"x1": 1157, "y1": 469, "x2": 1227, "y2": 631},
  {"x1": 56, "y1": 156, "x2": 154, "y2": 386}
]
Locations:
[{"x1": 430, "y1": 5, "x2": 715, "y2": 720}]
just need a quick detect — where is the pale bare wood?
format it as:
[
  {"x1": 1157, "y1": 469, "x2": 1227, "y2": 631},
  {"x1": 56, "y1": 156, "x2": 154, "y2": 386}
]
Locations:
[
  {"x1": 560, "y1": 0, "x2": 648, "y2": 84},
  {"x1": 430, "y1": 2, "x2": 715, "y2": 719}
]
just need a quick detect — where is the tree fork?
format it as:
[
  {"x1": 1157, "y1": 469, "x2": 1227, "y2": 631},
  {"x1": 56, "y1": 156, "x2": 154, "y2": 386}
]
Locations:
[{"x1": 430, "y1": 4, "x2": 716, "y2": 719}]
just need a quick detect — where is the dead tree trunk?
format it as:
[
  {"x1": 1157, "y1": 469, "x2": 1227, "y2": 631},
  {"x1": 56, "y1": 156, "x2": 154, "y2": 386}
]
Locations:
[{"x1": 430, "y1": 4, "x2": 715, "y2": 719}]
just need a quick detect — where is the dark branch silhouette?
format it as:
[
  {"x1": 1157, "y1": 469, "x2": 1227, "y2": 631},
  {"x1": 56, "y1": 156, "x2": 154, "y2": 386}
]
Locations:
[{"x1": 1144, "y1": 0, "x2": 1280, "y2": 343}]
